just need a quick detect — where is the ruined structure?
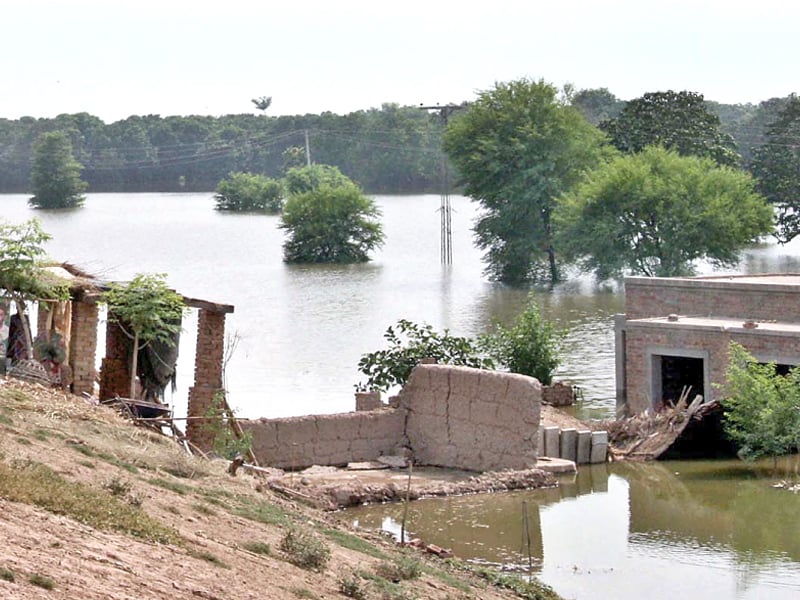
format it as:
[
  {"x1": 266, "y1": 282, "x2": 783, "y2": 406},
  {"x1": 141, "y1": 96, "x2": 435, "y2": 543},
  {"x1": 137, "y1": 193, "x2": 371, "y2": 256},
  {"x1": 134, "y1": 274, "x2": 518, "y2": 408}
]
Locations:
[
  {"x1": 615, "y1": 274, "x2": 800, "y2": 416},
  {"x1": 242, "y1": 364, "x2": 542, "y2": 472}
]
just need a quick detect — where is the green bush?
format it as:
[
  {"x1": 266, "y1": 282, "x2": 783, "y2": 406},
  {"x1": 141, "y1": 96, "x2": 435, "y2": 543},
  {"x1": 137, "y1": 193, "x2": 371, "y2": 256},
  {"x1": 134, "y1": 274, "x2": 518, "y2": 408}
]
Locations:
[
  {"x1": 279, "y1": 528, "x2": 331, "y2": 572},
  {"x1": 214, "y1": 172, "x2": 284, "y2": 212},
  {"x1": 357, "y1": 319, "x2": 494, "y2": 392}
]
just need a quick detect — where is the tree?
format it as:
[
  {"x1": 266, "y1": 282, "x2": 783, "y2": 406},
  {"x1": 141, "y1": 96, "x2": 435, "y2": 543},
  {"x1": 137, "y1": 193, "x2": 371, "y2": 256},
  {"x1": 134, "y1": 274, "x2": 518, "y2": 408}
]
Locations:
[
  {"x1": 283, "y1": 164, "x2": 357, "y2": 195},
  {"x1": 719, "y1": 343, "x2": 800, "y2": 463},
  {"x1": 280, "y1": 181, "x2": 384, "y2": 263},
  {"x1": 555, "y1": 146, "x2": 774, "y2": 278},
  {"x1": 443, "y1": 78, "x2": 609, "y2": 284},
  {"x1": 600, "y1": 90, "x2": 741, "y2": 167},
  {"x1": 357, "y1": 319, "x2": 493, "y2": 392},
  {"x1": 481, "y1": 296, "x2": 562, "y2": 385},
  {"x1": 0, "y1": 219, "x2": 68, "y2": 360},
  {"x1": 29, "y1": 131, "x2": 87, "y2": 209},
  {"x1": 214, "y1": 172, "x2": 284, "y2": 212},
  {"x1": 751, "y1": 95, "x2": 800, "y2": 242},
  {"x1": 102, "y1": 273, "x2": 185, "y2": 400},
  {"x1": 571, "y1": 87, "x2": 625, "y2": 126}
]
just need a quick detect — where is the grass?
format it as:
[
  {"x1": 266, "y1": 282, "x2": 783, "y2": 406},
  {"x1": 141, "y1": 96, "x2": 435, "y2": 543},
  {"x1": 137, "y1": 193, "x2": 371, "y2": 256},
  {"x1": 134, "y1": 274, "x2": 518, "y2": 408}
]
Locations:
[
  {"x1": 0, "y1": 412, "x2": 14, "y2": 426},
  {"x1": 229, "y1": 496, "x2": 292, "y2": 526},
  {"x1": 148, "y1": 477, "x2": 192, "y2": 495},
  {"x1": 28, "y1": 573, "x2": 55, "y2": 590},
  {"x1": 0, "y1": 459, "x2": 178, "y2": 545},
  {"x1": 289, "y1": 587, "x2": 318, "y2": 599},
  {"x1": 0, "y1": 566, "x2": 15, "y2": 582},
  {"x1": 471, "y1": 565, "x2": 561, "y2": 600},
  {"x1": 279, "y1": 528, "x2": 331, "y2": 572},
  {"x1": 338, "y1": 568, "x2": 369, "y2": 599},
  {"x1": 242, "y1": 541, "x2": 271, "y2": 556},
  {"x1": 192, "y1": 502, "x2": 217, "y2": 516},
  {"x1": 187, "y1": 549, "x2": 229, "y2": 569},
  {"x1": 375, "y1": 553, "x2": 422, "y2": 582},
  {"x1": 322, "y1": 527, "x2": 388, "y2": 559}
]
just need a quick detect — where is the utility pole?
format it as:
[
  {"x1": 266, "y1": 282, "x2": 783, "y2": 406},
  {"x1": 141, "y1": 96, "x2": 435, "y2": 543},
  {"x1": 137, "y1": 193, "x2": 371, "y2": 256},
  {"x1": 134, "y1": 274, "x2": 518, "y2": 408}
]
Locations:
[
  {"x1": 304, "y1": 129, "x2": 312, "y2": 166},
  {"x1": 419, "y1": 104, "x2": 463, "y2": 265}
]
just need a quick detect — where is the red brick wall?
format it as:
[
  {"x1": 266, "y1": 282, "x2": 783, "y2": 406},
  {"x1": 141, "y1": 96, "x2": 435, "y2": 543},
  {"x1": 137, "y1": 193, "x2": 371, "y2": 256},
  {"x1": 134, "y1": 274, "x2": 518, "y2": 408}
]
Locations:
[
  {"x1": 69, "y1": 300, "x2": 98, "y2": 396},
  {"x1": 186, "y1": 309, "x2": 227, "y2": 452}
]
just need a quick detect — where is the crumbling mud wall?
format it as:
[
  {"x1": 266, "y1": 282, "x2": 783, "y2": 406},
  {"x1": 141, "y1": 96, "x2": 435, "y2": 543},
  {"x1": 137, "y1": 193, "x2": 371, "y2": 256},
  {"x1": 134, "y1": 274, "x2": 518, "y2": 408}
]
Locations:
[
  {"x1": 242, "y1": 365, "x2": 542, "y2": 472},
  {"x1": 398, "y1": 365, "x2": 541, "y2": 471}
]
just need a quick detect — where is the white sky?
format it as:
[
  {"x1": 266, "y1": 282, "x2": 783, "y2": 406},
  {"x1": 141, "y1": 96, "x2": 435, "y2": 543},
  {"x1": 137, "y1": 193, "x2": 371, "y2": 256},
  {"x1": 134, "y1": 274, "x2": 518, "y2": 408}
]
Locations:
[{"x1": 2, "y1": 0, "x2": 798, "y2": 123}]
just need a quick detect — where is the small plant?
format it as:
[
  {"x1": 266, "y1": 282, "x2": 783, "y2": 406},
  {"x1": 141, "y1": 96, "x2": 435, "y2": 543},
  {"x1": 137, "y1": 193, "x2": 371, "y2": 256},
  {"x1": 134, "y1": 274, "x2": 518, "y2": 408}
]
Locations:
[
  {"x1": 338, "y1": 568, "x2": 369, "y2": 599},
  {"x1": 375, "y1": 554, "x2": 422, "y2": 582},
  {"x1": 201, "y1": 392, "x2": 253, "y2": 460},
  {"x1": 243, "y1": 541, "x2": 271, "y2": 556},
  {"x1": 28, "y1": 573, "x2": 54, "y2": 590},
  {"x1": 289, "y1": 588, "x2": 319, "y2": 599},
  {"x1": 188, "y1": 549, "x2": 229, "y2": 569},
  {"x1": 103, "y1": 476, "x2": 132, "y2": 497},
  {"x1": 192, "y1": 503, "x2": 216, "y2": 516},
  {"x1": 279, "y1": 528, "x2": 331, "y2": 572},
  {"x1": 0, "y1": 566, "x2": 15, "y2": 582}
]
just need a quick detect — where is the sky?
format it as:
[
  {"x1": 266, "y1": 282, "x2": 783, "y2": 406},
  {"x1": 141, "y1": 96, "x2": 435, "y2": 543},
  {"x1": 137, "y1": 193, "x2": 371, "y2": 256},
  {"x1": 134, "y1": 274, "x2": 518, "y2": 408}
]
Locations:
[{"x1": 2, "y1": 0, "x2": 798, "y2": 123}]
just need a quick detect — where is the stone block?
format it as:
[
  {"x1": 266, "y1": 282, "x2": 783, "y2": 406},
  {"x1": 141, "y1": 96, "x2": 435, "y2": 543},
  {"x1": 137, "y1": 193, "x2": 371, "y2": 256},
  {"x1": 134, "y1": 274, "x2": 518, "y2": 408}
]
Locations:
[
  {"x1": 576, "y1": 430, "x2": 592, "y2": 464},
  {"x1": 543, "y1": 426, "x2": 560, "y2": 458},
  {"x1": 590, "y1": 430, "x2": 608, "y2": 464},
  {"x1": 559, "y1": 428, "x2": 577, "y2": 462}
]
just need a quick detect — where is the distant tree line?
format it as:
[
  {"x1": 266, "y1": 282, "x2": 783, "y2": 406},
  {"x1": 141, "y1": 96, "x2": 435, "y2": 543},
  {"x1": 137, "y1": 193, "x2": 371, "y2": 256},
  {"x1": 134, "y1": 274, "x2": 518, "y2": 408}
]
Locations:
[{"x1": 0, "y1": 104, "x2": 445, "y2": 194}]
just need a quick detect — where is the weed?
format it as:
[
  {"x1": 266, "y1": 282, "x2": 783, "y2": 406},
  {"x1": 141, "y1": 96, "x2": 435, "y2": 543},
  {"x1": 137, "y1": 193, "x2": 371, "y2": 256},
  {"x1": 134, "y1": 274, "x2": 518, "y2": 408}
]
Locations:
[
  {"x1": 0, "y1": 412, "x2": 13, "y2": 426},
  {"x1": 338, "y1": 569, "x2": 369, "y2": 599},
  {"x1": 289, "y1": 587, "x2": 318, "y2": 599},
  {"x1": 164, "y1": 504, "x2": 181, "y2": 515},
  {"x1": 77, "y1": 460, "x2": 96, "y2": 469},
  {"x1": 32, "y1": 428, "x2": 50, "y2": 441},
  {"x1": 471, "y1": 566, "x2": 561, "y2": 600},
  {"x1": 230, "y1": 497, "x2": 291, "y2": 526},
  {"x1": 323, "y1": 527, "x2": 387, "y2": 559},
  {"x1": 279, "y1": 528, "x2": 331, "y2": 572},
  {"x1": 375, "y1": 554, "x2": 422, "y2": 582},
  {"x1": 103, "y1": 477, "x2": 133, "y2": 497},
  {"x1": 243, "y1": 541, "x2": 271, "y2": 556},
  {"x1": 0, "y1": 566, "x2": 15, "y2": 582},
  {"x1": 192, "y1": 503, "x2": 216, "y2": 516},
  {"x1": 187, "y1": 549, "x2": 229, "y2": 569},
  {"x1": 28, "y1": 573, "x2": 54, "y2": 590},
  {"x1": 16, "y1": 436, "x2": 32, "y2": 445},
  {"x1": 68, "y1": 442, "x2": 96, "y2": 457}
]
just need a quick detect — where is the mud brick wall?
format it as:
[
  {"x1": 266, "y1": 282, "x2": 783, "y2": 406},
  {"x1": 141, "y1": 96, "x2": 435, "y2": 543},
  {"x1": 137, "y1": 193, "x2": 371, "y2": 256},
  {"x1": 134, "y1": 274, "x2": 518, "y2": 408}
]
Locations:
[
  {"x1": 625, "y1": 276, "x2": 800, "y2": 321},
  {"x1": 186, "y1": 309, "x2": 227, "y2": 452},
  {"x1": 99, "y1": 320, "x2": 131, "y2": 400},
  {"x1": 242, "y1": 410, "x2": 405, "y2": 469},
  {"x1": 69, "y1": 300, "x2": 99, "y2": 396},
  {"x1": 399, "y1": 365, "x2": 541, "y2": 472}
]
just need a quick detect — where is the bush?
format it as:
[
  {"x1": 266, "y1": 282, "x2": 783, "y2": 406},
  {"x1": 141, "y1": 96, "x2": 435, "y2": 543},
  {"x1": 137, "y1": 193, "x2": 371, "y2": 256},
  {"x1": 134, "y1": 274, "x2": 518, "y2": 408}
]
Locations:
[
  {"x1": 279, "y1": 528, "x2": 331, "y2": 572},
  {"x1": 357, "y1": 320, "x2": 494, "y2": 392},
  {"x1": 481, "y1": 295, "x2": 563, "y2": 385},
  {"x1": 214, "y1": 172, "x2": 284, "y2": 212}
]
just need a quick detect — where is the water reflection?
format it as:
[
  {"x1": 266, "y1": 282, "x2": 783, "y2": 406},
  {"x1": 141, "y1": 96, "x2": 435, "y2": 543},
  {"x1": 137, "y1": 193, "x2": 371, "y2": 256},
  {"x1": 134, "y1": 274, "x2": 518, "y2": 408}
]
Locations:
[{"x1": 346, "y1": 458, "x2": 800, "y2": 600}]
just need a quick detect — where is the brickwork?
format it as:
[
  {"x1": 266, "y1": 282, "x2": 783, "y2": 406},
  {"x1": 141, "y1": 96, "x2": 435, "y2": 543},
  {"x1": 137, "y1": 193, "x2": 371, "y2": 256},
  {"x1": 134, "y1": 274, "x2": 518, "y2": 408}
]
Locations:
[
  {"x1": 69, "y1": 300, "x2": 98, "y2": 396},
  {"x1": 186, "y1": 309, "x2": 227, "y2": 452},
  {"x1": 99, "y1": 320, "x2": 131, "y2": 400}
]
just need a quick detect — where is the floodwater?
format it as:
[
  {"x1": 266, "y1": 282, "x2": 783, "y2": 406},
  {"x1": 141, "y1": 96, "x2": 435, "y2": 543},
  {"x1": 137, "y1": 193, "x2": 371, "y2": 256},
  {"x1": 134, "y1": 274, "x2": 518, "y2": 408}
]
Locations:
[
  {"x1": 346, "y1": 458, "x2": 800, "y2": 600},
  {"x1": 2, "y1": 192, "x2": 800, "y2": 598}
]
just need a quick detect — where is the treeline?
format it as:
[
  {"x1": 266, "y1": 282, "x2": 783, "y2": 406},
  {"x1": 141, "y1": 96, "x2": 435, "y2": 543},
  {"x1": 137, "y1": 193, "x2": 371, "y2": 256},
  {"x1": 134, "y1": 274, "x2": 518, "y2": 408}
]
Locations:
[
  {"x1": 0, "y1": 92, "x2": 794, "y2": 195},
  {"x1": 0, "y1": 104, "x2": 444, "y2": 194}
]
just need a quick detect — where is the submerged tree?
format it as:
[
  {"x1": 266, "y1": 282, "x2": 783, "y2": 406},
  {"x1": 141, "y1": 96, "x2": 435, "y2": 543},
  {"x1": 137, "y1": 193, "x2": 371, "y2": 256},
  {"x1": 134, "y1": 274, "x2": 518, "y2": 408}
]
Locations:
[
  {"x1": 444, "y1": 78, "x2": 608, "y2": 284},
  {"x1": 102, "y1": 273, "x2": 185, "y2": 400},
  {"x1": 555, "y1": 146, "x2": 773, "y2": 278},
  {"x1": 29, "y1": 131, "x2": 87, "y2": 209},
  {"x1": 214, "y1": 172, "x2": 284, "y2": 212}
]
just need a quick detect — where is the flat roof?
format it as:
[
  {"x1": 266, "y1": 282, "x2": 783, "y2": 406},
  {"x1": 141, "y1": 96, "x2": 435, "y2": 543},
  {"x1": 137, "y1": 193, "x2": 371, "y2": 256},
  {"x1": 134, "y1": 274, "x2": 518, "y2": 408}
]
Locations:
[
  {"x1": 625, "y1": 273, "x2": 800, "y2": 292},
  {"x1": 626, "y1": 314, "x2": 800, "y2": 336}
]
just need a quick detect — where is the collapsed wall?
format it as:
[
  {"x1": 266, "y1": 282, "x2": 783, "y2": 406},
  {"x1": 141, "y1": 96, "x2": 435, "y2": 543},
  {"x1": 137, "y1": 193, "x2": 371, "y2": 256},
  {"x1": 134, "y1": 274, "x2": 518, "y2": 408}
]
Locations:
[{"x1": 242, "y1": 364, "x2": 542, "y2": 472}]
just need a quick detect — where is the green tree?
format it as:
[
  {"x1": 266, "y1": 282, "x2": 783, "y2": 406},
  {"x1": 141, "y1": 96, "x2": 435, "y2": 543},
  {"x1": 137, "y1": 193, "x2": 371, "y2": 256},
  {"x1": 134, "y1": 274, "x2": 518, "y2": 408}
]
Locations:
[
  {"x1": 102, "y1": 273, "x2": 185, "y2": 400},
  {"x1": 481, "y1": 296, "x2": 562, "y2": 385},
  {"x1": 719, "y1": 343, "x2": 800, "y2": 462},
  {"x1": 555, "y1": 146, "x2": 773, "y2": 278},
  {"x1": 357, "y1": 319, "x2": 493, "y2": 392},
  {"x1": 443, "y1": 78, "x2": 608, "y2": 284},
  {"x1": 283, "y1": 164, "x2": 357, "y2": 195},
  {"x1": 214, "y1": 172, "x2": 284, "y2": 212},
  {"x1": 751, "y1": 95, "x2": 800, "y2": 242},
  {"x1": 0, "y1": 219, "x2": 68, "y2": 359},
  {"x1": 29, "y1": 131, "x2": 87, "y2": 209},
  {"x1": 600, "y1": 90, "x2": 740, "y2": 167},
  {"x1": 571, "y1": 87, "x2": 625, "y2": 126}
]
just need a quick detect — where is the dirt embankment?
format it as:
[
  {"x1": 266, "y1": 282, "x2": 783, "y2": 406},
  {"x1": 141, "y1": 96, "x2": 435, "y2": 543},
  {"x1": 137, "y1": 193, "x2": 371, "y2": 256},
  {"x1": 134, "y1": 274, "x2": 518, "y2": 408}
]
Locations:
[{"x1": 0, "y1": 379, "x2": 562, "y2": 600}]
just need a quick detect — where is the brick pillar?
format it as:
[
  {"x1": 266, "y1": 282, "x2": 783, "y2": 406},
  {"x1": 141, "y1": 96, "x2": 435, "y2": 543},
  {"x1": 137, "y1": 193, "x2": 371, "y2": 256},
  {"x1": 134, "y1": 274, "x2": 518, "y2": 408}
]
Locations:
[
  {"x1": 98, "y1": 319, "x2": 131, "y2": 400},
  {"x1": 186, "y1": 309, "x2": 226, "y2": 452},
  {"x1": 69, "y1": 300, "x2": 99, "y2": 397}
]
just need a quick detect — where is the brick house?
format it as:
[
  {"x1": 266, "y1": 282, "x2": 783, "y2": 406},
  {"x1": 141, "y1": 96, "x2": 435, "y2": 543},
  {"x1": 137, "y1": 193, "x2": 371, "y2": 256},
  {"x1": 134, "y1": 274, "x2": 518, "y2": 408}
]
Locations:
[{"x1": 615, "y1": 274, "x2": 800, "y2": 417}]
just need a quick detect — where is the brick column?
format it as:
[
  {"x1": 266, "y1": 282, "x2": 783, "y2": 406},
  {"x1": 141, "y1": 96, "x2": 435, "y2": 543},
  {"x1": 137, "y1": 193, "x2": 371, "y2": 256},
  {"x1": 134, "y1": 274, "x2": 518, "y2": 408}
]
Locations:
[
  {"x1": 98, "y1": 318, "x2": 131, "y2": 400},
  {"x1": 186, "y1": 309, "x2": 226, "y2": 452},
  {"x1": 69, "y1": 300, "x2": 99, "y2": 397}
]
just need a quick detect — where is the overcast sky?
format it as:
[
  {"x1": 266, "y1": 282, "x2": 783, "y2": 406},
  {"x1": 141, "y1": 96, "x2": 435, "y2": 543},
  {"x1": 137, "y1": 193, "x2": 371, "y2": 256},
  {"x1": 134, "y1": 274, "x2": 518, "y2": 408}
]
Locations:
[{"x1": 3, "y1": 0, "x2": 798, "y2": 123}]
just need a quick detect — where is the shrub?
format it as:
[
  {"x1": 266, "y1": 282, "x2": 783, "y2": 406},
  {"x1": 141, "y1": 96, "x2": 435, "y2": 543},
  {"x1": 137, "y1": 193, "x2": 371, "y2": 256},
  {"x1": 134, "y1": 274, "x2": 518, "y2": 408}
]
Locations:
[
  {"x1": 279, "y1": 528, "x2": 331, "y2": 572},
  {"x1": 214, "y1": 172, "x2": 284, "y2": 213}
]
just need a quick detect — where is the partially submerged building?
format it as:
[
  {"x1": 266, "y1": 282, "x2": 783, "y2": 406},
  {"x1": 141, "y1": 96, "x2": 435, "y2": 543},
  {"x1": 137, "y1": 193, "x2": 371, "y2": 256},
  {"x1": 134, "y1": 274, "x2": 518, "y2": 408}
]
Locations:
[{"x1": 615, "y1": 274, "x2": 800, "y2": 416}]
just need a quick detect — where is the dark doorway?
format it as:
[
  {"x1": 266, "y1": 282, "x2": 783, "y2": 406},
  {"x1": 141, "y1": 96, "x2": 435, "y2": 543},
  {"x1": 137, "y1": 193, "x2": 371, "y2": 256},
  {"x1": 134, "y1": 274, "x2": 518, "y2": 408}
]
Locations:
[{"x1": 660, "y1": 355, "x2": 704, "y2": 405}]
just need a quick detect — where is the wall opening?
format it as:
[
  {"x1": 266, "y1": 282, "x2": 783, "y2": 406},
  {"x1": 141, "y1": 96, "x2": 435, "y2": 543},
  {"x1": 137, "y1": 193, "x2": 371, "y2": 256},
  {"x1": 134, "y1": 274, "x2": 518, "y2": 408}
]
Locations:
[{"x1": 652, "y1": 354, "x2": 705, "y2": 408}]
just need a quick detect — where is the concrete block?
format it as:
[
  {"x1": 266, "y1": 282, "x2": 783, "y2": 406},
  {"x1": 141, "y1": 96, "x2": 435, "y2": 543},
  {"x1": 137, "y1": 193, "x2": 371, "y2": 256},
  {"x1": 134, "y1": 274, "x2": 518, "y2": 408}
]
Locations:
[
  {"x1": 543, "y1": 426, "x2": 560, "y2": 458},
  {"x1": 559, "y1": 428, "x2": 577, "y2": 462},
  {"x1": 576, "y1": 430, "x2": 592, "y2": 464},
  {"x1": 590, "y1": 430, "x2": 608, "y2": 464},
  {"x1": 536, "y1": 427, "x2": 544, "y2": 457}
]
